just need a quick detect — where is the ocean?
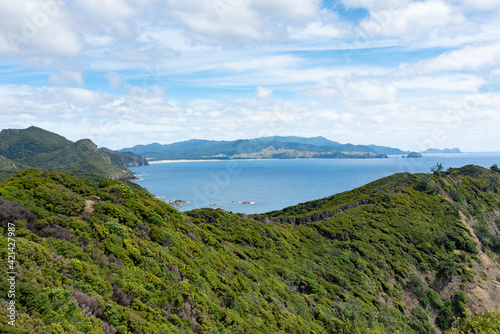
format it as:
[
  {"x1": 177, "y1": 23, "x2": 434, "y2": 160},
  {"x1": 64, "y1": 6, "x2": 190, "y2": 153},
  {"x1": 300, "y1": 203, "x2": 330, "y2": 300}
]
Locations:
[{"x1": 130, "y1": 152, "x2": 500, "y2": 214}]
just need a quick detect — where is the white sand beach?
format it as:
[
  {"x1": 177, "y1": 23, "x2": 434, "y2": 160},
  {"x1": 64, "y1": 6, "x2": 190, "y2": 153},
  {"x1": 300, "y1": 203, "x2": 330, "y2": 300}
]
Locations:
[{"x1": 149, "y1": 159, "x2": 223, "y2": 163}]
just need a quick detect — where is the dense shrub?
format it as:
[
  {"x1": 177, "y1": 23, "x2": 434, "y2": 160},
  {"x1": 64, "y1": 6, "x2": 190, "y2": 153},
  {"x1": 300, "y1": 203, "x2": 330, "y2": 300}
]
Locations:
[
  {"x1": 0, "y1": 198, "x2": 38, "y2": 231},
  {"x1": 104, "y1": 217, "x2": 129, "y2": 239},
  {"x1": 451, "y1": 309, "x2": 500, "y2": 333}
]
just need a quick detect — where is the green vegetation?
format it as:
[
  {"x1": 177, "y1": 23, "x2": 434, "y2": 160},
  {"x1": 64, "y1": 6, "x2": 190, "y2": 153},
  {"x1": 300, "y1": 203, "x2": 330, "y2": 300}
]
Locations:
[
  {"x1": 448, "y1": 309, "x2": 500, "y2": 334},
  {"x1": 0, "y1": 165, "x2": 499, "y2": 333},
  {"x1": 431, "y1": 163, "x2": 444, "y2": 175},
  {"x1": 0, "y1": 127, "x2": 148, "y2": 183}
]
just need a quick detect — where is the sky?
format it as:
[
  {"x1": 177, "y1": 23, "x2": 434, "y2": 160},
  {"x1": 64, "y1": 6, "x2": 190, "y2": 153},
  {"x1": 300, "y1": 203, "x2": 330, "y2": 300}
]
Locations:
[{"x1": 0, "y1": 0, "x2": 499, "y2": 152}]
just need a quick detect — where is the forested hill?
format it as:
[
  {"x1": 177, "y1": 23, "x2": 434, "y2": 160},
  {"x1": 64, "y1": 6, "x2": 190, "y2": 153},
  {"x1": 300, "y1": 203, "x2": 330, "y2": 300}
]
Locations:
[
  {"x1": 0, "y1": 126, "x2": 148, "y2": 183},
  {"x1": 119, "y1": 136, "x2": 405, "y2": 160},
  {"x1": 1, "y1": 165, "x2": 500, "y2": 333}
]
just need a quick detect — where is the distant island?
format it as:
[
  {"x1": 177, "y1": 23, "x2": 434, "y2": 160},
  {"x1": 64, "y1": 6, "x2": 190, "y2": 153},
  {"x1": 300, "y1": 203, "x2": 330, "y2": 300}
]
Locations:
[
  {"x1": 422, "y1": 147, "x2": 462, "y2": 154},
  {"x1": 119, "y1": 136, "x2": 410, "y2": 161},
  {"x1": 405, "y1": 152, "x2": 424, "y2": 158}
]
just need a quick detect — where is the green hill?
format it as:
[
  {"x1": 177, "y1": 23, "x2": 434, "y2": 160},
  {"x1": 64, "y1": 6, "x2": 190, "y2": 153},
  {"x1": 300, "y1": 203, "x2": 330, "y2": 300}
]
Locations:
[
  {"x1": 0, "y1": 127, "x2": 148, "y2": 183},
  {"x1": 119, "y1": 136, "x2": 397, "y2": 160},
  {"x1": 0, "y1": 127, "x2": 72, "y2": 162},
  {"x1": 0, "y1": 165, "x2": 499, "y2": 333}
]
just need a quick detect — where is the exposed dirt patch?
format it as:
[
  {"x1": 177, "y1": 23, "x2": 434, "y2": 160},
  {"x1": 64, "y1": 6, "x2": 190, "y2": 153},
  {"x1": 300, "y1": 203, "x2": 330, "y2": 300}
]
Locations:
[
  {"x1": 84, "y1": 200, "x2": 95, "y2": 213},
  {"x1": 466, "y1": 281, "x2": 500, "y2": 313},
  {"x1": 458, "y1": 212, "x2": 500, "y2": 313},
  {"x1": 401, "y1": 289, "x2": 420, "y2": 314}
]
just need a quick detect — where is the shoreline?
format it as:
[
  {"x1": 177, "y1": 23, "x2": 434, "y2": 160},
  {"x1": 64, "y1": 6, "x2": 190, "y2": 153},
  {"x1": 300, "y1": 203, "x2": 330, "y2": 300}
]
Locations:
[
  {"x1": 146, "y1": 152, "x2": 480, "y2": 164},
  {"x1": 149, "y1": 159, "x2": 223, "y2": 164}
]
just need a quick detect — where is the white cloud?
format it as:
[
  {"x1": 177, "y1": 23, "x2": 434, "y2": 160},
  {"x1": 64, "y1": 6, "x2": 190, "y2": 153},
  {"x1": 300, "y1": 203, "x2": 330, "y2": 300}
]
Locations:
[
  {"x1": 289, "y1": 21, "x2": 343, "y2": 40},
  {"x1": 0, "y1": 0, "x2": 83, "y2": 57},
  {"x1": 359, "y1": 0, "x2": 466, "y2": 41},
  {"x1": 318, "y1": 76, "x2": 398, "y2": 103},
  {"x1": 489, "y1": 68, "x2": 500, "y2": 82},
  {"x1": 315, "y1": 110, "x2": 353, "y2": 122},
  {"x1": 83, "y1": 34, "x2": 114, "y2": 47},
  {"x1": 48, "y1": 70, "x2": 85, "y2": 86},
  {"x1": 1, "y1": 82, "x2": 500, "y2": 151},
  {"x1": 224, "y1": 55, "x2": 301, "y2": 71},
  {"x1": 61, "y1": 88, "x2": 101, "y2": 107},
  {"x1": 160, "y1": 0, "x2": 323, "y2": 45},
  {"x1": 1, "y1": 0, "x2": 500, "y2": 153},
  {"x1": 393, "y1": 74, "x2": 484, "y2": 92},
  {"x1": 402, "y1": 42, "x2": 500, "y2": 74},
  {"x1": 461, "y1": 0, "x2": 500, "y2": 11},
  {"x1": 341, "y1": 0, "x2": 409, "y2": 11},
  {"x1": 72, "y1": 0, "x2": 152, "y2": 37},
  {"x1": 256, "y1": 86, "x2": 273, "y2": 99},
  {"x1": 106, "y1": 71, "x2": 125, "y2": 87}
]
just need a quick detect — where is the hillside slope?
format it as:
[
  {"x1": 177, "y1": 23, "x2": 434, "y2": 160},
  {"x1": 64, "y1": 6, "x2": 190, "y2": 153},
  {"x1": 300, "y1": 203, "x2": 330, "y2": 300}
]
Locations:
[
  {"x1": 0, "y1": 127, "x2": 72, "y2": 161},
  {"x1": 0, "y1": 155, "x2": 30, "y2": 182},
  {"x1": 0, "y1": 166, "x2": 499, "y2": 333},
  {"x1": 99, "y1": 148, "x2": 149, "y2": 168},
  {"x1": 0, "y1": 127, "x2": 148, "y2": 182}
]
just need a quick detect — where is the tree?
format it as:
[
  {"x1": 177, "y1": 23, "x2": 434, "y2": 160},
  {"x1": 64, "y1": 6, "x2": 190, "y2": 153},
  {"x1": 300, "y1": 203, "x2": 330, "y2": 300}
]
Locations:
[
  {"x1": 431, "y1": 163, "x2": 443, "y2": 175},
  {"x1": 490, "y1": 164, "x2": 500, "y2": 173}
]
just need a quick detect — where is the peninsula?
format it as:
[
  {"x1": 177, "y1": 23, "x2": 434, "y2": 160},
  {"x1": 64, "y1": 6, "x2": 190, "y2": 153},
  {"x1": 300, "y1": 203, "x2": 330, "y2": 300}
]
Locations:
[{"x1": 119, "y1": 136, "x2": 404, "y2": 161}]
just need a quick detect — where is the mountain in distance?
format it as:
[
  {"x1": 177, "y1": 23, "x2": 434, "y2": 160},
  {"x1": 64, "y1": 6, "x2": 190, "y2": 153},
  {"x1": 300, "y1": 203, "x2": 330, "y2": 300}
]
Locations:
[
  {"x1": 0, "y1": 165, "x2": 499, "y2": 333},
  {"x1": 0, "y1": 126, "x2": 148, "y2": 183},
  {"x1": 120, "y1": 136, "x2": 409, "y2": 160},
  {"x1": 423, "y1": 148, "x2": 462, "y2": 154}
]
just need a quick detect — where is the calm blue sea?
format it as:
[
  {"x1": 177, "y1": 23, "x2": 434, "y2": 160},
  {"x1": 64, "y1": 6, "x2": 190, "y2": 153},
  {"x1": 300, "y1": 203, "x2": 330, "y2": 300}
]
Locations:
[{"x1": 130, "y1": 152, "x2": 500, "y2": 214}]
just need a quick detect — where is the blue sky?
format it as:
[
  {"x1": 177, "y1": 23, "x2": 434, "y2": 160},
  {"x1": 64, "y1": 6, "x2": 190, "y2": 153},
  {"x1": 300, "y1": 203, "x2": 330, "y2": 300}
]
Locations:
[{"x1": 0, "y1": 0, "x2": 499, "y2": 151}]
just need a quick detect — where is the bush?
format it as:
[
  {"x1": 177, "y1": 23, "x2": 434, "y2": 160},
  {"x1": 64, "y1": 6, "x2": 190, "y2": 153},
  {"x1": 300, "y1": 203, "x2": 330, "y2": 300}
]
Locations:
[
  {"x1": 148, "y1": 212, "x2": 164, "y2": 226},
  {"x1": 436, "y1": 301, "x2": 453, "y2": 329},
  {"x1": 104, "y1": 218, "x2": 129, "y2": 239},
  {"x1": 408, "y1": 274, "x2": 428, "y2": 307},
  {"x1": 452, "y1": 309, "x2": 500, "y2": 333},
  {"x1": 448, "y1": 188, "x2": 462, "y2": 202},
  {"x1": 94, "y1": 202, "x2": 140, "y2": 227},
  {"x1": 414, "y1": 177, "x2": 439, "y2": 195},
  {"x1": 15, "y1": 282, "x2": 51, "y2": 315},
  {"x1": 32, "y1": 183, "x2": 85, "y2": 216},
  {"x1": 427, "y1": 289, "x2": 444, "y2": 309},
  {"x1": 409, "y1": 306, "x2": 436, "y2": 334},
  {"x1": 0, "y1": 198, "x2": 38, "y2": 232},
  {"x1": 453, "y1": 290, "x2": 468, "y2": 315}
]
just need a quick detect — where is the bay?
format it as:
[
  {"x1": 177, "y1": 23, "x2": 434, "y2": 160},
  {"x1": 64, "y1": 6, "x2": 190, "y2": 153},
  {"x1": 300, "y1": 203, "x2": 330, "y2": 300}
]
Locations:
[{"x1": 130, "y1": 152, "x2": 500, "y2": 214}]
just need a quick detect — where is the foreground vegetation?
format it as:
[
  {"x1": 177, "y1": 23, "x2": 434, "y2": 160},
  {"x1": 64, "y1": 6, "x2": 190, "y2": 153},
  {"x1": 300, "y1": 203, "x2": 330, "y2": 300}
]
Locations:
[{"x1": 0, "y1": 164, "x2": 499, "y2": 333}]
